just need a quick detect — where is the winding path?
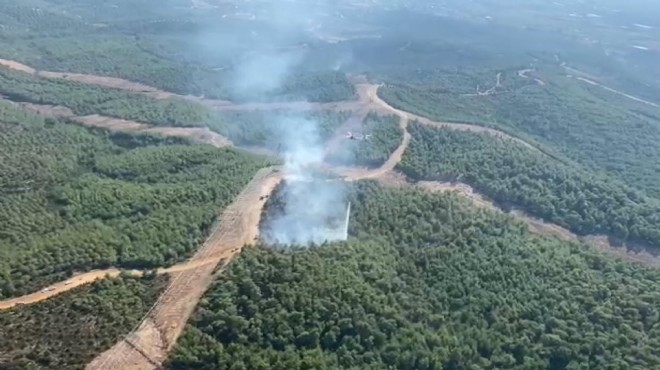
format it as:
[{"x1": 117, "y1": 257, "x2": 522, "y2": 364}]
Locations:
[
  {"x1": 560, "y1": 63, "x2": 660, "y2": 109},
  {"x1": 1, "y1": 59, "x2": 658, "y2": 369},
  {"x1": 0, "y1": 59, "x2": 655, "y2": 307}
]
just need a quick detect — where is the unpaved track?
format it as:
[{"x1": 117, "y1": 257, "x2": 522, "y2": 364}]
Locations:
[
  {"x1": 0, "y1": 58, "x2": 360, "y2": 111},
  {"x1": 0, "y1": 258, "x2": 223, "y2": 311},
  {"x1": 518, "y1": 69, "x2": 546, "y2": 86},
  {"x1": 16, "y1": 102, "x2": 233, "y2": 148},
  {"x1": 575, "y1": 76, "x2": 660, "y2": 110},
  {"x1": 361, "y1": 83, "x2": 541, "y2": 153},
  {"x1": 0, "y1": 59, "x2": 654, "y2": 309},
  {"x1": 1, "y1": 58, "x2": 659, "y2": 369},
  {"x1": 0, "y1": 59, "x2": 540, "y2": 152},
  {"x1": 86, "y1": 167, "x2": 282, "y2": 370}
]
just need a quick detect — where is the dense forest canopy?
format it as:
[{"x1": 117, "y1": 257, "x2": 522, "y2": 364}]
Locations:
[
  {"x1": 209, "y1": 110, "x2": 351, "y2": 150},
  {"x1": 169, "y1": 182, "x2": 660, "y2": 370},
  {"x1": 380, "y1": 67, "x2": 660, "y2": 198},
  {"x1": 0, "y1": 100, "x2": 272, "y2": 299},
  {"x1": 0, "y1": 67, "x2": 212, "y2": 126},
  {"x1": 2, "y1": 0, "x2": 660, "y2": 368},
  {"x1": 0, "y1": 275, "x2": 167, "y2": 369},
  {"x1": 398, "y1": 122, "x2": 660, "y2": 250},
  {"x1": 0, "y1": 1, "x2": 356, "y2": 102}
]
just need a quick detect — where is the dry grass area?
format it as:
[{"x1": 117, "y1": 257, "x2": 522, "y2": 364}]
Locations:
[{"x1": 584, "y1": 235, "x2": 660, "y2": 268}]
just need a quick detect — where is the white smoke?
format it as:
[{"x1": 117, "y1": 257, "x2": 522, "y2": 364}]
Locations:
[
  {"x1": 263, "y1": 180, "x2": 348, "y2": 246},
  {"x1": 231, "y1": 50, "x2": 304, "y2": 100},
  {"x1": 214, "y1": 0, "x2": 349, "y2": 245},
  {"x1": 262, "y1": 108, "x2": 349, "y2": 246}
]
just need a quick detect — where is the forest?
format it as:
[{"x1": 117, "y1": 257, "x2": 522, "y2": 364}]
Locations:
[
  {"x1": 209, "y1": 110, "x2": 351, "y2": 150},
  {"x1": 0, "y1": 100, "x2": 272, "y2": 298},
  {"x1": 398, "y1": 123, "x2": 660, "y2": 250},
  {"x1": 0, "y1": 275, "x2": 167, "y2": 369},
  {"x1": 326, "y1": 113, "x2": 403, "y2": 168},
  {"x1": 2, "y1": 1, "x2": 660, "y2": 369},
  {"x1": 168, "y1": 181, "x2": 660, "y2": 370},
  {"x1": 379, "y1": 67, "x2": 660, "y2": 198},
  {"x1": 0, "y1": 67, "x2": 212, "y2": 127},
  {"x1": 0, "y1": 1, "x2": 356, "y2": 102}
]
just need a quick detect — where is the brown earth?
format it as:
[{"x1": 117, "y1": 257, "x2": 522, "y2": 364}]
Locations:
[
  {"x1": 575, "y1": 76, "x2": 660, "y2": 110},
  {"x1": 86, "y1": 167, "x2": 282, "y2": 370},
  {"x1": 0, "y1": 258, "x2": 223, "y2": 311},
  {"x1": 0, "y1": 59, "x2": 36, "y2": 74},
  {"x1": 1, "y1": 59, "x2": 659, "y2": 369},
  {"x1": 14, "y1": 102, "x2": 234, "y2": 148}
]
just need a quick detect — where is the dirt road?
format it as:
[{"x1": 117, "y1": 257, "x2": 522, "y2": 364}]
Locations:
[
  {"x1": 0, "y1": 59, "x2": 539, "y2": 153},
  {"x1": 0, "y1": 258, "x2": 222, "y2": 311},
  {"x1": 561, "y1": 63, "x2": 660, "y2": 109},
  {"x1": 362, "y1": 83, "x2": 541, "y2": 153},
  {"x1": 0, "y1": 58, "x2": 361, "y2": 111},
  {"x1": 16, "y1": 102, "x2": 234, "y2": 148},
  {"x1": 518, "y1": 69, "x2": 546, "y2": 86},
  {"x1": 1, "y1": 58, "x2": 659, "y2": 369},
  {"x1": 575, "y1": 76, "x2": 660, "y2": 110},
  {"x1": 0, "y1": 59, "x2": 653, "y2": 308},
  {"x1": 86, "y1": 167, "x2": 282, "y2": 370}
]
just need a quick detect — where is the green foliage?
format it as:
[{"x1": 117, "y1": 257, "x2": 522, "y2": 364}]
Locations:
[
  {"x1": 327, "y1": 113, "x2": 403, "y2": 168},
  {"x1": 168, "y1": 182, "x2": 660, "y2": 369},
  {"x1": 398, "y1": 122, "x2": 660, "y2": 249},
  {"x1": 379, "y1": 68, "x2": 660, "y2": 198},
  {"x1": 270, "y1": 71, "x2": 356, "y2": 103},
  {"x1": 26, "y1": 35, "x2": 232, "y2": 99},
  {"x1": 0, "y1": 102, "x2": 272, "y2": 298},
  {"x1": 0, "y1": 274, "x2": 167, "y2": 370},
  {"x1": 208, "y1": 110, "x2": 351, "y2": 149},
  {"x1": 0, "y1": 67, "x2": 211, "y2": 127}
]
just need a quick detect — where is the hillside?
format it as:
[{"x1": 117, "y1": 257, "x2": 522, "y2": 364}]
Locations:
[
  {"x1": 0, "y1": 275, "x2": 167, "y2": 369},
  {"x1": 379, "y1": 68, "x2": 660, "y2": 198},
  {"x1": 398, "y1": 122, "x2": 660, "y2": 249},
  {"x1": 168, "y1": 182, "x2": 660, "y2": 370},
  {"x1": 0, "y1": 100, "x2": 272, "y2": 299},
  {"x1": 0, "y1": 1, "x2": 356, "y2": 102},
  {"x1": 2, "y1": 0, "x2": 660, "y2": 369}
]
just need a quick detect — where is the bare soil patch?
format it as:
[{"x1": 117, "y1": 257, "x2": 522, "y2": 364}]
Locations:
[
  {"x1": 3, "y1": 59, "x2": 660, "y2": 368},
  {"x1": 19, "y1": 103, "x2": 75, "y2": 117},
  {"x1": 86, "y1": 168, "x2": 282, "y2": 370},
  {"x1": 37, "y1": 71, "x2": 168, "y2": 95},
  {"x1": 0, "y1": 59, "x2": 36, "y2": 74}
]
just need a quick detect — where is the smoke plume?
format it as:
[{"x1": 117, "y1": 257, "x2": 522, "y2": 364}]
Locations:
[{"x1": 214, "y1": 0, "x2": 349, "y2": 245}]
